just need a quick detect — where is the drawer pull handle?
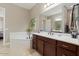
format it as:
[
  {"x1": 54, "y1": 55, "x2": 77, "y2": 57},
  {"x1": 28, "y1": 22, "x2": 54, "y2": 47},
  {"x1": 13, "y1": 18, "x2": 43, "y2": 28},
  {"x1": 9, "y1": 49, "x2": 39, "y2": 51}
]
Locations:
[{"x1": 62, "y1": 45, "x2": 68, "y2": 48}]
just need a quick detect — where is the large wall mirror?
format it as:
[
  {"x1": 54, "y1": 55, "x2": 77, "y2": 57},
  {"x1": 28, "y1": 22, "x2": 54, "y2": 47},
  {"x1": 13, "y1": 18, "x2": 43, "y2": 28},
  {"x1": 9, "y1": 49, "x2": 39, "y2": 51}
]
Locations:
[
  {"x1": 72, "y1": 4, "x2": 79, "y2": 33},
  {"x1": 51, "y1": 13, "x2": 63, "y2": 32},
  {"x1": 39, "y1": 4, "x2": 67, "y2": 33},
  {"x1": 39, "y1": 3, "x2": 79, "y2": 33}
]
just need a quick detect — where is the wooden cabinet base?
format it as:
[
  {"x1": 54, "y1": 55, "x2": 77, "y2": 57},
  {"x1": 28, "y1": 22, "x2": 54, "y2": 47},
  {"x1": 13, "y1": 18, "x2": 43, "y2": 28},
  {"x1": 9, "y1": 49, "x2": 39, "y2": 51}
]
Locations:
[{"x1": 32, "y1": 34, "x2": 79, "y2": 56}]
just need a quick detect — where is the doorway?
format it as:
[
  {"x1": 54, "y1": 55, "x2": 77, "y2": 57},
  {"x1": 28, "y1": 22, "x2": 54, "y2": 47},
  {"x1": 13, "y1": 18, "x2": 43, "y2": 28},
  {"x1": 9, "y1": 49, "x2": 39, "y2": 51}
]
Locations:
[{"x1": 0, "y1": 7, "x2": 5, "y2": 46}]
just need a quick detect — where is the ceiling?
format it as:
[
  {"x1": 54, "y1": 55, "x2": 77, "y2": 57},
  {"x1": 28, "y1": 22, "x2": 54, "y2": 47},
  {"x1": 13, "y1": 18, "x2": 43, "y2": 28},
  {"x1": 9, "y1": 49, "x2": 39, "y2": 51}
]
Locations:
[{"x1": 14, "y1": 3, "x2": 36, "y2": 10}]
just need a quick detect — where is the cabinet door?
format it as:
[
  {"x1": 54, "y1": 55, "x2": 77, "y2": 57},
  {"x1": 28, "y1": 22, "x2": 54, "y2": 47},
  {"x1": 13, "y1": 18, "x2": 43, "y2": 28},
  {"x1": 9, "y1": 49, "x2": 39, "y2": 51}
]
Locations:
[
  {"x1": 37, "y1": 39, "x2": 44, "y2": 55},
  {"x1": 57, "y1": 47, "x2": 76, "y2": 56},
  {"x1": 44, "y1": 43, "x2": 56, "y2": 56}
]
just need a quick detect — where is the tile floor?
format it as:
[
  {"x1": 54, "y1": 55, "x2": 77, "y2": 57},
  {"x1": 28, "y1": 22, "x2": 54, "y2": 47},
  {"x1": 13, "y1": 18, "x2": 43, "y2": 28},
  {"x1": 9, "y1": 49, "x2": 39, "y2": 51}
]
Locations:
[{"x1": 0, "y1": 39, "x2": 40, "y2": 56}]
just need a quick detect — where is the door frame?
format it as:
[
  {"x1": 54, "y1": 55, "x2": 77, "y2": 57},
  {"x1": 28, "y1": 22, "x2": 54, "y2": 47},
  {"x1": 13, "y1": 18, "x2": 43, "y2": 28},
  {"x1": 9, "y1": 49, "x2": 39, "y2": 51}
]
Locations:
[
  {"x1": 3, "y1": 8, "x2": 5, "y2": 45},
  {"x1": 0, "y1": 7, "x2": 6, "y2": 45}
]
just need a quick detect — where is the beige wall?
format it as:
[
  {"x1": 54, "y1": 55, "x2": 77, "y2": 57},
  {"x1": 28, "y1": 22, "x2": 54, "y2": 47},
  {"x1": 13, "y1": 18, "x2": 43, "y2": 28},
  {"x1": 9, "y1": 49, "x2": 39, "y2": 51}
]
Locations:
[
  {"x1": 30, "y1": 4, "x2": 44, "y2": 18},
  {"x1": 0, "y1": 3, "x2": 30, "y2": 42},
  {"x1": 30, "y1": 4, "x2": 44, "y2": 32}
]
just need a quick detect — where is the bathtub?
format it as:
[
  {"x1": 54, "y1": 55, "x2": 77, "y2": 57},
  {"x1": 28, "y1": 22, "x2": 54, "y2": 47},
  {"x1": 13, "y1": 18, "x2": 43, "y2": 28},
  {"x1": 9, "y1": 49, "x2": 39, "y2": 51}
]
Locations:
[{"x1": 10, "y1": 32, "x2": 33, "y2": 49}]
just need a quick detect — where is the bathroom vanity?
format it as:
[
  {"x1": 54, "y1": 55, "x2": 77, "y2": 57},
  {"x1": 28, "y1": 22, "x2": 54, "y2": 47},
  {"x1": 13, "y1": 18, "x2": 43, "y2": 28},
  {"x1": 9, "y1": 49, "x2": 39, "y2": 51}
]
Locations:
[
  {"x1": 32, "y1": 33, "x2": 79, "y2": 56},
  {"x1": 32, "y1": 3, "x2": 79, "y2": 56}
]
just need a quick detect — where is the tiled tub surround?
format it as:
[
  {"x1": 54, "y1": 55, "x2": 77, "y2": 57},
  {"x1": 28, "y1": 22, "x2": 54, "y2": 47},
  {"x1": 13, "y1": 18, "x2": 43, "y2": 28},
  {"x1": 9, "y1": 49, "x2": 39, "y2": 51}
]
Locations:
[{"x1": 32, "y1": 32, "x2": 79, "y2": 56}]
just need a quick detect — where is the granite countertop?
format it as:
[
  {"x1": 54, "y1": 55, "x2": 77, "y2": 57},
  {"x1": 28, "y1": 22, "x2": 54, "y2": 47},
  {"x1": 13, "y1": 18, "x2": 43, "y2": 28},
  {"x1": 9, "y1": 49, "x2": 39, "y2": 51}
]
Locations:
[{"x1": 33, "y1": 32, "x2": 79, "y2": 46}]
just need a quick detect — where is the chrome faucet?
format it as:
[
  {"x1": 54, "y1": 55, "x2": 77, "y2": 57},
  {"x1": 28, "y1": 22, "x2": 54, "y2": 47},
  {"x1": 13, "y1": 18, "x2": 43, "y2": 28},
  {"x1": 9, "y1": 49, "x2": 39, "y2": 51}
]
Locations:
[{"x1": 48, "y1": 31, "x2": 53, "y2": 35}]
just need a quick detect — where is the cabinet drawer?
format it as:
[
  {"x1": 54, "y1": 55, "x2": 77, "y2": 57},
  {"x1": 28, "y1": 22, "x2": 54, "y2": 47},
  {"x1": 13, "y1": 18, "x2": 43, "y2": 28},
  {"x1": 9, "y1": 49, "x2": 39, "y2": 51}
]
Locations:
[
  {"x1": 46, "y1": 39, "x2": 56, "y2": 45},
  {"x1": 36, "y1": 36, "x2": 56, "y2": 45},
  {"x1": 57, "y1": 41, "x2": 77, "y2": 52},
  {"x1": 36, "y1": 35, "x2": 45, "y2": 41},
  {"x1": 57, "y1": 47, "x2": 76, "y2": 56},
  {"x1": 39, "y1": 36, "x2": 56, "y2": 45}
]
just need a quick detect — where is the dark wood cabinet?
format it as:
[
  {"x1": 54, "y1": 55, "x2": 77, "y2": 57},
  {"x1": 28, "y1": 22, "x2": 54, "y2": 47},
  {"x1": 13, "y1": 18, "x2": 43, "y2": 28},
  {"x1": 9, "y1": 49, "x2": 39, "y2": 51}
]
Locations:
[
  {"x1": 44, "y1": 42, "x2": 56, "y2": 56},
  {"x1": 57, "y1": 41, "x2": 77, "y2": 56},
  {"x1": 77, "y1": 46, "x2": 79, "y2": 56},
  {"x1": 44, "y1": 39, "x2": 56, "y2": 56},
  {"x1": 57, "y1": 47, "x2": 76, "y2": 56},
  {"x1": 57, "y1": 41, "x2": 77, "y2": 52},
  {"x1": 32, "y1": 34, "x2": 79, "y2": 56},
  {"x1": 32, "y1": 34, "x2": 56, "y2": 56},
  {"x1": 37, "y1": 39, "x2": 44, "y2": 55}
]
